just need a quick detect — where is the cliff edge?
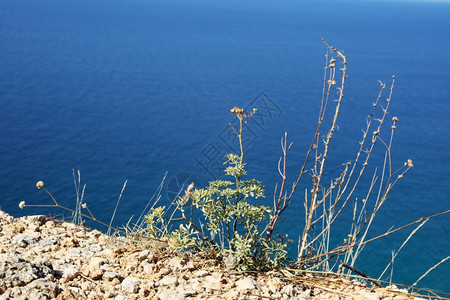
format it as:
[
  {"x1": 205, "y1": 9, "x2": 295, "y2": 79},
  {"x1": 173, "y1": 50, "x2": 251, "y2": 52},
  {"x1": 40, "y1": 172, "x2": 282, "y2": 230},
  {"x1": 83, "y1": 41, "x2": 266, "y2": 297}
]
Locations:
[{"x1": 0, "y1": 209, "x2": 423, "y2": 299}]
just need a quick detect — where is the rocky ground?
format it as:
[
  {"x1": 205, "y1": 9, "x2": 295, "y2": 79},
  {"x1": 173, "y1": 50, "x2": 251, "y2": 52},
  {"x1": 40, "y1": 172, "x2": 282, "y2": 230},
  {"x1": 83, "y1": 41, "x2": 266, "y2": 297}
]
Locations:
[{"x1": 0, "y1": 209, "x2": 431, "y2": 299}]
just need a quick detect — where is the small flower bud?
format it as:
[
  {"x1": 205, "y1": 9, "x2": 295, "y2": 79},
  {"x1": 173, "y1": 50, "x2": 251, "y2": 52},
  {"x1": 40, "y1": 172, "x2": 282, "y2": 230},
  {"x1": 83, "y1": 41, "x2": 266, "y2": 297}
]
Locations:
[
  {"x1": 19, "y1": 201, "x2": 26, "y2": 209},
  {"x1": 391, "y1": 125, "x2": 397, "y2": 130},
  {"x1": 392, "y1": 117, "x2": 398, "y2": 122},
  {"x1": 36, "y1": 181, "x2": 44, "y2": 189},
  {"x1": 329, "y1": 63, "x2": 335, "y2": 68},
  {"x1": 187, "y1": 182, "x2": 194, "y2": 193},
  {"x1": 81, "y1": 203, "x2": 87, "y2": 209}
]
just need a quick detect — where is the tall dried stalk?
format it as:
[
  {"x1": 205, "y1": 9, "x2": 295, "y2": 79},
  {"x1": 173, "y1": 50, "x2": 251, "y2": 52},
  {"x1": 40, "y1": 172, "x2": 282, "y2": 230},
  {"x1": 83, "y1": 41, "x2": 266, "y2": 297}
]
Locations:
[
  {"x1": 298, "y1": 41, "x2": 347, "y2": 260},
  {"x1": 267, "y1": 41, "x2": 450, "y2": 279}
]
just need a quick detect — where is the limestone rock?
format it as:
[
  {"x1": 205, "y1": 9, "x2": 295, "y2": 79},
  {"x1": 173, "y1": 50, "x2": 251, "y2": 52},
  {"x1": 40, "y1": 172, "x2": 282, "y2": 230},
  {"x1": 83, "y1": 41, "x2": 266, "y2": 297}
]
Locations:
[
  {"x1": 0, "y1": 208, "x2": 424, "y2": 300},
  {"x1": 160, "y1": 275, "x2": 178, "y2": 286},
  {"x1": 235, "y1": 277, "x2": 258, "y2": 291},
  {"x1": 122, "y1": 276, "x2": 141, "y2": 293}
]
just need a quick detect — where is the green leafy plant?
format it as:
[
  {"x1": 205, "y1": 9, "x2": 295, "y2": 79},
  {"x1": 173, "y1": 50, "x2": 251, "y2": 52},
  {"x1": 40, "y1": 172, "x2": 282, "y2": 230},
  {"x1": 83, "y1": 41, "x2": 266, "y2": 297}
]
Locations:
[{"x1": 145, "y1": 107, "x2": 287, "y2": 270}]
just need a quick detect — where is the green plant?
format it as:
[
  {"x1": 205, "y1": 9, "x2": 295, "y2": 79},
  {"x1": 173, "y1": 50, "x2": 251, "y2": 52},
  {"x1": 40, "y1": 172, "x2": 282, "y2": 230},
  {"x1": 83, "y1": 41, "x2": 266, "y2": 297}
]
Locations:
[{"x1": 145, "y1": 107, "x2": 287, "y2": 270}]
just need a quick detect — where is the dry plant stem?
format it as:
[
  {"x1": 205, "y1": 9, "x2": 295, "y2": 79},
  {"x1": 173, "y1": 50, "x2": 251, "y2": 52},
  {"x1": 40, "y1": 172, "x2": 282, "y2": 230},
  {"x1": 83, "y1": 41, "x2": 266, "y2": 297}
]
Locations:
[
  {"x1": 307, "y1": 78, "x2": 394, "y2": 256},
  {"x1": 107, "y1": 180, "x2": 127, "y2": 235},
  {"x1": 340, "y1": 262, "x2": 382, "y2": 287},
  {"x1": 333, "y1": 81, "x2": 387, "y2": 211},
  {"x1": 316, "y1": 82, "x2": 385, "y2": 225},
  {"x1": 238, "y1": 115, "x2": 244, "y2": 165},
  {"x1": 29, "y1": 187, "x2": 167, "y2": 243},
  {"x1": 318, "y1": 77, "x2": 397, "y2": 270},
  {"x1": 285, "y1": 268, "x2": 450, "y2": 299},
  {"x1": 133, "y1": 171, "x2": 167, "y2": 231},
  {"x1": 284, "y1": 41, "x2": 333, "y2": 215},
  {"x1": 72, "y1": 169, "x2": 85, "y2": 225},
  {"x1": 353, "y1": 82, "x2": 397, "y2": 240},
  {"x1": 296, "y1": 209, "x2": 450, "y2": 266},
  {"x1": 266, "y1": 132, "x2": 289, "y2": 242},
  {"x1": 413, "y1": 256, "x2": 450, "y2": 287},
  {"x1": 378, "y1": 219, "x2": 428, "y2": 281},
  {"x1": 298, "y1": 41, "x2": 347, "y2": 259},
  {"x1": 268, "y1": 43, "x2": 335, "y2": 252}
]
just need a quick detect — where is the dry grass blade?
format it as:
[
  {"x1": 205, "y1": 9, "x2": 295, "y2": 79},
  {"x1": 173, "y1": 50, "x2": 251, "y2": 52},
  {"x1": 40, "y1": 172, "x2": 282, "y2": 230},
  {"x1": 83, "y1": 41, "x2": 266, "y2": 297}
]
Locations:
[{"x1": 413, "y1": 256, "x2": 450, "y2": 287}]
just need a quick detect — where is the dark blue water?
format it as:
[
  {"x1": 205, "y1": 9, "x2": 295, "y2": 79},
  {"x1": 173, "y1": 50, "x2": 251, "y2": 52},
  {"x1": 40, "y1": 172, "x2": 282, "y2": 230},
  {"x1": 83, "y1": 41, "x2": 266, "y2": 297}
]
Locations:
[{"x1": 1, "y1": 0, "x2": 449, "y2": 292}]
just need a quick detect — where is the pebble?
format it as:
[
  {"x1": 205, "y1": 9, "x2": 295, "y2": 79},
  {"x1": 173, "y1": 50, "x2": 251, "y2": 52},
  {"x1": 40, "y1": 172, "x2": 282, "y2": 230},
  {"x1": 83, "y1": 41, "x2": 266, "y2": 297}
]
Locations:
[
  {"x1": 121, "y1": 277, "x2": 141, "y2": 293},
  {"x1": 235, "y1": 277, "x2": 258, "y2": 291},
  {"x1": 160, "y1": 275, "x2": 178, "y2": 286},
  {"x1": 0, "y1": 208, "x2": 427, "y2": 299}
]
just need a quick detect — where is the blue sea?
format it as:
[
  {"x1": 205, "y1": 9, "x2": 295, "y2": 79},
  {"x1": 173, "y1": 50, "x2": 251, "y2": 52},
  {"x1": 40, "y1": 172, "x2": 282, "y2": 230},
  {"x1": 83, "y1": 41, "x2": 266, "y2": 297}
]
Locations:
[{"x1": 1, "y1": 0, "x2": 449, "y2": 292}]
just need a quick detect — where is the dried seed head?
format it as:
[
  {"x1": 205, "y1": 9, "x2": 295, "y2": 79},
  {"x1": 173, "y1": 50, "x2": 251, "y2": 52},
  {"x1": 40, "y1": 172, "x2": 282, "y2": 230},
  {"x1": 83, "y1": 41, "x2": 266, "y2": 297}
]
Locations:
[
  {"x1": 391, "y1": 125, "x2": 397, "y2": 130},
  {"x1": 327, "y1": 80, "x2": 336, "y2": 85},
  {"x1": 81, "y1": 203, "x2": 87, "y2": 209},
  {"x1": 407, "y1": 159, "x2": 414, "y2": 168},
  {"x1": 392, "y1": 117, "x2": 398, "y2": 122},
  {"x1": 330, "y1": 58, "x2": 336, "y2": 63},
  {"x1": 230, "y1": 106, "x2": 244, "y2": 115},
  {"x1": 373, "y1": 130, "x2": 380, "y2": 136},
  {"x1": 329, "y1": 63, "x2": 335, "y2": 68},
  {"x1": 398, "y1": 174, "x2": 403, "y2": 179},
  {"x1": 36, "y1": 181, "x2": 44, "y2": 189},
  {"x1": 19, "y1": 201, "x2": 26, "y2": 209}
]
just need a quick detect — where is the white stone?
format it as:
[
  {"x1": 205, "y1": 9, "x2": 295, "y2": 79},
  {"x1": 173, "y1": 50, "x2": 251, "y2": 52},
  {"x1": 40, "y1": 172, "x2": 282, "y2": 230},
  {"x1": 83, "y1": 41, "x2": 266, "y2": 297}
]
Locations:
[
  {"x1": 160, "y1": 267, "x2": 171, "y2": 275},
  {"x1": 89, "y1": 244, "x2": 102, "y2": 252},
  {"x1": 235, "y1": 277, "x2": 258, "y2": 291},
  {"x1": 158, "y1": 291, "x2": 186, "y2": 300},
  {"x1": 160, "y1": 275, "x2": 178, "y2": 286},
  {"x1": 267, "y1": 277, "x2": 282, "y2": 293},
  {"x1": 195, "y1": 270, "x2": 209, "y2": 277},
  {"x1": 86, "y1": 257, "x2": 106, "y2": 279},
  {"x1": 60, "y1": 264, "x2": 80, "y2": 281},
  {"x1": 190, "y1": 278, "x2": 203, "y2": 293},
  {"x1": 122, "y1": 276, "x2": 141, "y2": 293},
  {"x1": 138, "y1": 249, "x2": 154, "y2": 262},
  {"x1": 299, "y1": 289, "x2": 311, "y2": 299},
  {"x1": 203, "y1": 274, "x2": 222, "y2": 290},
  {"x1": 104, "y1": 271, "x2": 120, "y2": 281},
  {"x1": 282, "y1": 284, "x2": 295, "y2": 296}
]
